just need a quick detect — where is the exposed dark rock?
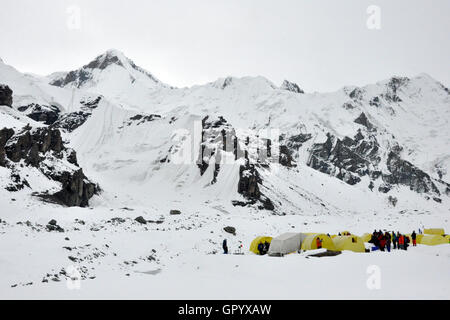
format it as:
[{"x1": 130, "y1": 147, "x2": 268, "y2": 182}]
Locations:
[
  {"x1": 388, "y1": 196, "x2": 398, "y2": 207},
  {"x1": 52, "y1": 96, "x2": 101, "y2": 132},
  {"x1": 281, "y1": 80, "x2": 304, "y2": 94},
  {"x1": 0, "y1": 128, "x2": 14, "y2": 166},
  {"x1": 237, "y1": 164, "x2": 261, "y2": 199},
  {"x1": 220, "y1": 77, "x2": 233, "y2": 89},
  {"x1": 384, "y1": 77, "x2": 409, "y2": 103},
  {"x1": 342, "y1": 102, "x2": 356, "y2": 110},
  {"x1": 259, "y1": 195, "x2": 275, "y2": 211},
  {"x1": 4, "y1": 127, "x2": 64, "y2": 166},
  {"x1": 236, "y1": 163, "x2": 274, "y2": 210},
  {"x1": 348, "y1": 88, "x2": 364, "y2": 101},
  {"x1": 378, "y1": 183, "x2": 392, "y2": 193},
  {"x1": 369, "y1": 96, "x2": 381, "y2": 107},
  {"x1": 126, "y1": 114, "x2": 161, "y2": 126},
  {"x1": 354, "y1": 112, "x2": 374, "y2": 131},
  {"x1": 0, "y1": 124, "x2": 98, "y2": 206},
  {"x1": 223, "y1": 226, "x2": 236, "y2": 235},
  {"x1": 17, "y1": 104, "x2": 60, "y2": 125},
  {"x1": 307, "y1": 132, "x2": 380, "y2": 185},
  {"x1": 197, "y1": 115, "x2": 242, "y2": 176},
  {"x1": 80, "y1": 96, "x2": 102, "y2": 109},
  {"x1": 47, "y1": 169, "x2": 97, "y2": 207},
  {"x1": 0, "y1": 84, "x2": 13, "y2": 107},
  {"x1": 170, "y1": 210, "x2": 181, "y2": 215},
  {"x1": 135, "y1": 216, "x2": 147, "y2": 224},
  {"x1": 383, "y1": 152, "x2": 439, "y2": 195},
  {"x1": 53, "y1": 111, "x2": 91, "y2": 132},
  {"x1": 279, "y1": 145, "x2": 295, "y2": 167},
  {"x1": 5, "y1": 172, "x2": 30, "y2": 191},
  {"x1": 46, "y1": 220, "x2": 64, "y2": 232}
]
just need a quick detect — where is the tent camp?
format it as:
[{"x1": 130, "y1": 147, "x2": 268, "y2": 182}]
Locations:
[
  {"x1": 249, "y1": 236, "x2": 272, "y2": 254},
  {"x1": 420, "y1": 235, "x2": 448, "y2": 246},
  {"x1": 301, "y1": 233, "x2": 336, "y2": 251},
  {"x1": 361, "y1": 233, "x2": 372, "y2": 242},
  {"x1": 332, "y1": 236, "x2": 366, "y2": 253},
  {"x1": 268, "y1": 233, "x2": 306, "y2": 256},
  {"x1": 424, "y1": 228, "x2": 445, "y2": 235},
  {"x1": 405, "y1": 234, "x2": 424, "y2": 244}
]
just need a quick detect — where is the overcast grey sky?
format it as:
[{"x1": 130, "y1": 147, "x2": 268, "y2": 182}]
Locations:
[{"x1": 0, "y1": 0, "x2": 449, "y2": 92}]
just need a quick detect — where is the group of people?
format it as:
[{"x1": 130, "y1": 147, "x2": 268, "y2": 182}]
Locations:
[
  {"x1": 369, "y1": 230, "x2": 418, "y2": 252},
  {"x1": 257, "y1": 241, "x2": 270, "y2": 255}
]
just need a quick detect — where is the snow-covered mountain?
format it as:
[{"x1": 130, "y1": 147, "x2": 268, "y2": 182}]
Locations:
[
  {"x1": 49, "y1": 49, "x2": 171, "y2": 110},
  {"x1": 1, "y1": 50, "x2": 449, "y2": 298},
  {"x1": 1, "y1": 50, "x2": 449, "y2": 215}
]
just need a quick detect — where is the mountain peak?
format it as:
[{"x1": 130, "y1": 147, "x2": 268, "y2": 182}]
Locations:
[
  {"x1": 49, "y1": 49, "x2": 167, "y2": 90},
  {"x1": 84, "y1": 49, "x2": 130, "y2": 71},
  {"x1": 281, "y1": 80, "x2": 304, "y2": 94}
]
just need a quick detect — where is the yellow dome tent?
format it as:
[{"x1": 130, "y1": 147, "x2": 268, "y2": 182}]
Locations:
[
  {"x1": 340, "y1": 231, "x2": 352, "y2": 236},
  {"x1": 249, "y1": 236, "x2": 273, "y2": 254},
  {"x1": 361, "y1": 233, "x2": 372, "y2": 242},
  {"x1": 424, "y1": 228, "x2": 445, "y2": 236},
  {"x1": 332, "y1": 236, "x2": 366, "y2": 253},
  {"x1": 405, "y1": 234, "x2": 424, "y2": 244},
  {"x1": 420, "y1": 235, "x2": 448, "y2": 246},
  {"x1": 300, "y1": 234, "x2": 336, "y2": 251}
]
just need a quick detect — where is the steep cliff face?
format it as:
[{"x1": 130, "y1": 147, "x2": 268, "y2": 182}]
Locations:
[
  {"x1": 1, "y1": 124, "x2": 98, "y2": 207},
  {"x1": 0, "y1": 86, "x2": 98, "y2": 207},
  {"x1": 0, "y1": 84, "x2": 13, "y2": 107}
]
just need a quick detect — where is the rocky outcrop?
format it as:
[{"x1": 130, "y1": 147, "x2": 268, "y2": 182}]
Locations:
[
  {"x1": 278, "y1": 133, "x2": 312, "y2": 168},
  {"x1": 17, "y1": 104, "x2": 60, "y2": 125},
  {"x1": 53, "y1": 96, "x2": 101, "y2": 132},
  {"x1": 354, "y1": 112, "x2": 375, "y2": 131},
  {"x1": 0, "y1": 128, "x2": 15, "y2": 166},
  {"x1": 48, "y1": 169, "x2": 97, "y2": 207},
  {"x1": 197, "y1": 116, "x2": 243, "y2": 179},
  {"x1": 307, "y1": 129, "x2": 443, "y2": 197},
  {"x1": 1, "y1": 125, "x2": 98, "y2": 207},
  {"x1": 0, "y1": 84, "x2": 13, "y2": 107},
  {"x1": 281, "y1": 80, "x2": 304, "y2": 94},
  {"x1": 383, "y1": 77, "x2": 409, "y2": 103},
  {"x1": 223, "y1": 226, "x2": 236, "y2": 235},
  {"x1": 383, "y1": 152, "x2": 439, "y2": 194},
  {"x1": 4, "y1": 126, "x2": 63, "y2": 166},
  {"x1": 307, "y1": 132, "x2": 380, "y2": 185},
  {"x1": 53, "y1": 111, "x2": 91, "y2": 132},
  {"x1": 235, "y1": 163, "x2": 274, "y2": 210}
]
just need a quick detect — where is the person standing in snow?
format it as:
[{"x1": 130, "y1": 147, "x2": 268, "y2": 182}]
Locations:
[
  {"x1": 392, "y1": 231, "x2": 397, "y2": 250},
  {"x1": 385, "y1": 232, "x2": 391, "y2": 252},
  {"x1": 257, "y1": 242, "x2": 264, "y2": 255},
  {"x1": 379, "y1": 233, "x2": 386, "y2": 251},
  {"x1": 398, "y1": 234, "x2": 404, "y2": 250},
  {"x1": 223, "y1": 239, "x2": 228, "y2": 254},
  {"x1": 264, "y1": 241, "x2": 270, "y2": 254},
  {"x1": 316, "y1": 237, "x2": 323, "y2": 249},
  {"x1": 411, "y1": 231, "x2": 417, "y2": 246}
]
